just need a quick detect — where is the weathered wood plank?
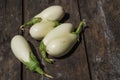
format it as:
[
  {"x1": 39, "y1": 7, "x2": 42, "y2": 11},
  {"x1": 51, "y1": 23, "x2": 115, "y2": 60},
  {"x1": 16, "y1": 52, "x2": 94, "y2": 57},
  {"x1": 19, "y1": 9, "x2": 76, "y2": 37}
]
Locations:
[
  {"x1": 23, "y1": 0, "x2": 90, "y2": 80},
  {"x1": 79, "y1": 0, "x2": 120, "y2": 80},
  {"x1": 0, "y1": 0, "x2": 22, "y2": 80}
]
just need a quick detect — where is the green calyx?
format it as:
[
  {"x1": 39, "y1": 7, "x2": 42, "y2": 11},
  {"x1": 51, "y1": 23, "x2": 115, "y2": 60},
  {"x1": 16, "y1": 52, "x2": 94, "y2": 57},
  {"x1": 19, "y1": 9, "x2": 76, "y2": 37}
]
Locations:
[
  {"x1": 23, "y1": 52, "x2": 39, "y2": 71},
  {"x1": 22, "y1": 52, "x2": 53, "y2": 78},
  {"x1": 47, "y1": 20, "x2": 60, "y2": 28},
  {"x1": 39, "y1": 41, "x2": 54, "y2": 63},
  {"x1": 20, "y1": 17, "x2": 42, "y2": 30}
]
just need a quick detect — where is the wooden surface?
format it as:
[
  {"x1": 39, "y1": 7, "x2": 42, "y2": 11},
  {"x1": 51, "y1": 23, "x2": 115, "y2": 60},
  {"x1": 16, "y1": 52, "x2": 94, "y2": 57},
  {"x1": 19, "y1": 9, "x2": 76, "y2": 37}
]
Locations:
[{"x1": 0, "y1": 0, "x2": 120, "y2": 80}]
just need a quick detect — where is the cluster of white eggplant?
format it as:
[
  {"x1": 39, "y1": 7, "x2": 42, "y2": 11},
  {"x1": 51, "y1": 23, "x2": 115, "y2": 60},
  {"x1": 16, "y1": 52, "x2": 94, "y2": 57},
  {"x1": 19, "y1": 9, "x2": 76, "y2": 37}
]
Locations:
[
  {"x1": 11, "y1": 5, "x2": 85, "y2": 78},
  {"x1": 11, "y1": 5, "x2": 64, "y2": 78},
  {"x1": 20, "y1": 5, "x2": 64, "y2": 40}
]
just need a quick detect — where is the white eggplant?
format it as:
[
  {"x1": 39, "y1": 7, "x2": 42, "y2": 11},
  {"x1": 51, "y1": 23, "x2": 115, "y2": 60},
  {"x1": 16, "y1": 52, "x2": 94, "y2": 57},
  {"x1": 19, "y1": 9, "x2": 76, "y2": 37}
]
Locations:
[
  {"x1": 35, "y1": 5, "x2": 64, "y2": 21},
  {"x1": 20, "y1": 5, "x2": 64, "y2": 30},
  {"x1": 43, "y1": 23, "x2": 74, "y2": 45},
  {"x1": 11, "y1": 35, "x2": 53, "y2": 78},
  {"x1": 11, "y1": 35, "x2": 31, "y2": 62},
  {"x1": 46, "y1": 34, "x2": 77, "y2": 57},
  {"x1": 29, "y1": 20, "x2": 59, "y2": 40},
  {"x1": 39, "y1": 21, "x2": 85, "y2": 63}
]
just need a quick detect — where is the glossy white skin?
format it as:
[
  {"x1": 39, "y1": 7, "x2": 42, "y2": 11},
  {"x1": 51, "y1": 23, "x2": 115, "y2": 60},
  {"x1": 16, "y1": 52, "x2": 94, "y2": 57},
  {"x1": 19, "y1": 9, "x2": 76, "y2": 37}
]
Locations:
[
  {"x1": 46, "y1": 34, "x2": 77, "y2": 57},
  {"x1": 35, "y1": 5, "x2": 64, "y2": 21},
  {"x1": 11, "y1": 35, "x2": 31, "y2": 62},
  {"x1": 43, "y1": 23, "x2": 74, "y2": 45},
  {"x1": 29, "y1": 20, "x2": 55, "y2": 40}
]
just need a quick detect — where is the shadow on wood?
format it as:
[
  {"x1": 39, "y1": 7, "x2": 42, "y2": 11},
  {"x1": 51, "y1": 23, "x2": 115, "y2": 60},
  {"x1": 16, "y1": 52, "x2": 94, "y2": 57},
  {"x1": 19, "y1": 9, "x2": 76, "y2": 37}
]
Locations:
[
  {"x1": 60, "y1": 13, "x2": 70, "y2": 23},
  {"x1": 27, "y1": 41, "x2": 44, "y2": 69}
]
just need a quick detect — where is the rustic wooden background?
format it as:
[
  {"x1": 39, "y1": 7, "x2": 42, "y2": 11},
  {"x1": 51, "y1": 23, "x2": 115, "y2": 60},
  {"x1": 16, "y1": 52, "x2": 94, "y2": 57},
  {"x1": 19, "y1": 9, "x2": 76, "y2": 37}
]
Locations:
[{"x1": 0, "y1": 0, "x2": 120, "y2": 80}]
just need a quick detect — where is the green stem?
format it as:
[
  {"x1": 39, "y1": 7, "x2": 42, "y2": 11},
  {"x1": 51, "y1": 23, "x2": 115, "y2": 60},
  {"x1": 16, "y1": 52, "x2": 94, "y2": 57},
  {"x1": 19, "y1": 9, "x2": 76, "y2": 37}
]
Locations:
[
  {"x1": 35, "y1": 67, "x2": 53, "y2": 78},
  {"x1": 74, "y1": 21, "x2": 84, "y2": 35},
  {"x1": 39, "y1": 41, "x2": 54, "y2": 63},
  {"x1": 23, "y1": 52, "x2": 53, "y2": 78},
  {"x1": 41, "y1": 51, "x2": 54, "y2": 63},
  {"x1": 20, "y1": 17, "x2": 42, "y2": 30}
]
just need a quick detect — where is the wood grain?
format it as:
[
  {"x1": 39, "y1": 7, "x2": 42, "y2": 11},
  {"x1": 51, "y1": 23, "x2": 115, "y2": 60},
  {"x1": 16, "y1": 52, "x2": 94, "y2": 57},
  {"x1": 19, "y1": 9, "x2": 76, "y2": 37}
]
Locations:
[
  {"x1": 79, "y1": 0, "x2": 120, "y2": 80},
  {"x1": 22, "y1": 0, "x2": 90, "y2": 80},
  {"x1": 1, "y1": 0, "x2": 120, "y2": 80},
  {"x1": 0, "y1": 0, "x2": 22, "y2": 80}
]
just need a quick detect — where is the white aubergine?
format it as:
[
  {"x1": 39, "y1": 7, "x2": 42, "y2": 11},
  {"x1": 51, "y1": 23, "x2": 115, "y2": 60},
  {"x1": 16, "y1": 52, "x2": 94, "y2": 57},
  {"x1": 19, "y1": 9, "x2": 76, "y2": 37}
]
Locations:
[
  {"x1": 39, "y1": 21, "x2": 85, "y2": 63},
  {"x1": 35, "y1": 5, "x2": 64, "y2": 21},
  {"x1": 46, "y1": 34, "x2": 77, "y2": 57},
  {"x1": 11, "y1": 35, "x2": 53, "y2": 78},
  {"x1": 43, "y1": 23, "x2": 74, "y2": 45},
  {"x1": 29, "y1": 20, "x2": 58, "y2": 40},
  {"x1": 11, "y1": 35, "x2": 31, "y2": 62},
  {"x1": 20, "y1": 5, "x2": 64, "y2": 30}
]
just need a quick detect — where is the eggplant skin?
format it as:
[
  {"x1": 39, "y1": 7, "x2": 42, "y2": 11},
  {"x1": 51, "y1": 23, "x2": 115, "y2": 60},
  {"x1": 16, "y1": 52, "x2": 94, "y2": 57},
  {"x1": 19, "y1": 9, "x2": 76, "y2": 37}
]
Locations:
[
  {"x1": 35, "y1": 5, "x2": 65, "y2": 21},
  {"x1": 46, "y1": 34, "x2": 77, "y2": 57},
  {"x1": 29, "y1": 20, "x2": 55, "y2": 40},
  {"x1": 11, "y1": 35, "x2": 31, "y2": 62},
  {"x1": 43, "y1": 23, "x2": 74, "y2": 46}
]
